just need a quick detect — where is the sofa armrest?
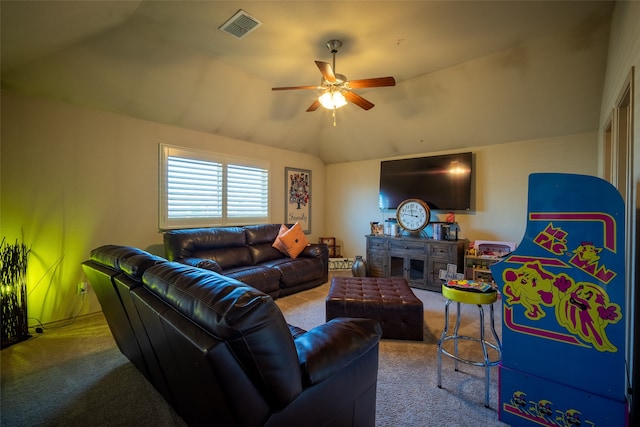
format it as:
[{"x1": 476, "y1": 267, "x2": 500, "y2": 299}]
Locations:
[
  {"x1": 180, "y1": 257, "x2": 223, "y2": 274},
  {"x1": 293, "y1": 317, "x2": 382, "y2": 387},
  {"x1": 299, "y1": 243, "x2": 328, "y2": 259}
]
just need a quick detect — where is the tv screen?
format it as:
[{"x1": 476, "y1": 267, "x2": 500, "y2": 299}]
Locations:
[{"x1": 379, "y1": 152, "x2": 473, "y2": 211}]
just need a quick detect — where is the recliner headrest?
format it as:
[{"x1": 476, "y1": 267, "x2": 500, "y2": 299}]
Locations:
[{"x1": 89, "y1": 245, "x2": 166, "y2": 280}]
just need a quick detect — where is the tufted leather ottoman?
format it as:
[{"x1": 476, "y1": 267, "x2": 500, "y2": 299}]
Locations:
[{"x1": 326, "y1": 276, "x2": 424, "y2": 341}]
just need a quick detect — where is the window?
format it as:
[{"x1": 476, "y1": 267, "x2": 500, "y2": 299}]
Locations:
[{"x1": 159, "y1": 144, "x2": 270, "y2": 229}]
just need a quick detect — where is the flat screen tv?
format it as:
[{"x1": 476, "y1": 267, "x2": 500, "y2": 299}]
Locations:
[{"x1": 379, "y1": 152, "x2": 473, "y2": 211}]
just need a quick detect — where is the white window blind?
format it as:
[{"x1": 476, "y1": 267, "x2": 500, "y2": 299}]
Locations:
[
  {"x1": 167, "y1": 156, "x2": 223, "y2": 219},
  {"x1": 227, "y1": 164, "x2": 269, "y2": 218},
  {"x1": 160, "y1": 144, "x2": 270, "y2": 229}
]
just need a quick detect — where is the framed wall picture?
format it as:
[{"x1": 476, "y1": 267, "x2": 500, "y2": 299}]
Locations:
[
  {"x1": 319, "y1": 237, "x2": 336, "y2": 246},
  {"x1": 285, "y1": 167, "x2": 311, "y2": 233}
]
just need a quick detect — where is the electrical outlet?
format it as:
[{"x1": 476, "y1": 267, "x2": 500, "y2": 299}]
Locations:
[{"x1": 77, "y1": 282, "x2": 88, "y2": 295}]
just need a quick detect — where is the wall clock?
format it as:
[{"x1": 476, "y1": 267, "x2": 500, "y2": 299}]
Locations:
[{"x1": 396, "y1": 198, "x2": 431, "y2": 232}]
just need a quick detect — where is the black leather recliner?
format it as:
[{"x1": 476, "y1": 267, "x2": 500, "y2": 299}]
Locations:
[
  {"x1": 82, "y1": 245, "x2": 381, "y2": 427},
  {"x1": 163, "y1": 224, "x2": 329, "y2": 298}
]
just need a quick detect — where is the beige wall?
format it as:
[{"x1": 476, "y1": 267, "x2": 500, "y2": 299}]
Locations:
[
  {"x1": 325, "y1": 133, "x2": 598, "y2": 259},
  {"x1": 597, "y1": 0, "x2": 640, "y2": 405},
  {"x1": 1, "y1": 91, "x2": 325, "y2": 323},
  {"x1": 0, "y1": 90, "x2": 600, "y2": 325},
  {"x1": 599, "y1": 2, "x2": 640, "y2": 228}
]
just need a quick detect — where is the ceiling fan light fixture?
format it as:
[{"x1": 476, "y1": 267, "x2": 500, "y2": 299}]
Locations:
[{"x1": 319, "y1": 91, "x2": 347, "y2": 109}]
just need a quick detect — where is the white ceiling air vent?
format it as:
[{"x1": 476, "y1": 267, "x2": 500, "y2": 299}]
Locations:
[{"x1": 219, "y1": 9, "x2": 262, "y2": 39}]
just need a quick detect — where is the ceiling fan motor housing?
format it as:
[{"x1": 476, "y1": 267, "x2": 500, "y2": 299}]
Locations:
[
  {"x1": 326, "y1": 73, "x2": 347, "y2": 86},
  {"x1": 326, "y1": 39, "x2": 342, "y2": 53}
]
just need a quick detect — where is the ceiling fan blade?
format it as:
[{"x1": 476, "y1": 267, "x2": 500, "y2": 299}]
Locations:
[
  {"x1": 348, "y1": 77, "x2": 396, "y2": 88},
  {"x1": 272, "y1": 85, "x2": 319, "y2": 91},
  {"x1": 306, "y1": 99, "x2": 321, "y2": 112},
  {"x1": 315, "y1": 61, "x2": 336, "y2": 82},
  {"x1": 344, "y1": 91, "x2": 375, "y2": 110}
]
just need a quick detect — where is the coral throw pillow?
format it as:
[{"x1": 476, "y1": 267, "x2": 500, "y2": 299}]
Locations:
[
  {"x1": 272, "y1": 224, "x2": 289, "y2": 254},
  {"x1": 278, "y1": 222, "x2": 309, "y2": 259}
]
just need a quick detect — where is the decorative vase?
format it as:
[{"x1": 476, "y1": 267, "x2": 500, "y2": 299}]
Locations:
[{"x1": 352, "y1": 255, "x2": 367, "y2": 277}]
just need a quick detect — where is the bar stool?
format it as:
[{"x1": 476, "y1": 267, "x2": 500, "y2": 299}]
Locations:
[{"x1": 437, "y1": 281, "x2": 502, "y2": 408}]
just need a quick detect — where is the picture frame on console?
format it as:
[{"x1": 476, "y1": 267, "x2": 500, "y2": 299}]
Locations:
[
  {"x1": 285, "y1": 167, "x2": 311, "y2": 234},
  {"x1": 319, "y1": 237, "x2": 336, "y2": 246}
]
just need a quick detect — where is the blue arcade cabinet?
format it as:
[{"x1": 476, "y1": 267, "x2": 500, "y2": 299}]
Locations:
[{"x1": 491, "y1": 173, "x2": 628, "y2": 426}]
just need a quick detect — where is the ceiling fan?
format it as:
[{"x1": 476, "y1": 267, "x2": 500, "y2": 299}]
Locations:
[{"x1": 272, "y1": 40, "x2": 396, "y2": 121}]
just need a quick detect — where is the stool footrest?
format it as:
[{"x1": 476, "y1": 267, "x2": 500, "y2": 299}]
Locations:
[{"x1": 439, "y1": 335, "x2": 501, "y2": 367}]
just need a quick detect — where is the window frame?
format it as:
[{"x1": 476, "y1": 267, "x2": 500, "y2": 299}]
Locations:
[{"x1": 159, "y1": 144, "x2": 270, "y2": 230}]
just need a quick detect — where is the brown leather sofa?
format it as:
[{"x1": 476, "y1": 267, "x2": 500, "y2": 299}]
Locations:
[
  {"x1": 163, "y1": 224, "x2": 328, "y2": 298},
  {"x1": 82, "y1": 245, "x2": 381, "y2": 427}
]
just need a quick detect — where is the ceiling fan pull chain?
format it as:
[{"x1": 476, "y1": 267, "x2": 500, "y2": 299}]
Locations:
[{"x1": 332, "y1": 109, "x2": 337, "y2": 126}]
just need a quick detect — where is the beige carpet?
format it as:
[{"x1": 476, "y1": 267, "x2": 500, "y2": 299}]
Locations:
[
  {"x1": 1, "y1": 312, "x2": 186, "y2": 426},
  {"x1": 1, "y1": 272, "x2": 508, "y2": 426},
  {"x1": 277, "y1": 272, "x2": 508, "y2": 427}
]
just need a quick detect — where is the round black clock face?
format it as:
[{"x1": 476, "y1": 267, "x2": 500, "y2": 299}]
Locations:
[{"x1": 396, "y1": 199, "x2": 431, "y2": 231}]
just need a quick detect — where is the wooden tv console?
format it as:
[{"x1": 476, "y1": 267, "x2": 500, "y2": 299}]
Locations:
[{"x1": 365, "y1": 235, "x2": 466, "y2": 292}]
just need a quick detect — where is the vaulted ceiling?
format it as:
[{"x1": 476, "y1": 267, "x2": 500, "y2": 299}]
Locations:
[{"x1": 1, "y1": 1, "x2": 614, "y2": 163}]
